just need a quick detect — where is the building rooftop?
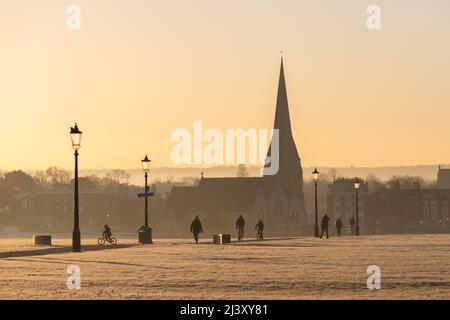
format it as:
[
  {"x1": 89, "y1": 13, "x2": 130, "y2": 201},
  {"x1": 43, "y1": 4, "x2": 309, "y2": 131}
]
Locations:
[{"x1": 437, "y1": 166, "x2": 450, "y2": 189}]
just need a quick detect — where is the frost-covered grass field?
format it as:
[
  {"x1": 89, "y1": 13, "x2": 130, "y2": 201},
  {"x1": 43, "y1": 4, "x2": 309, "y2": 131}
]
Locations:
[{"x1": 0, "y1": 234, "x2": 449, "y2": 299}]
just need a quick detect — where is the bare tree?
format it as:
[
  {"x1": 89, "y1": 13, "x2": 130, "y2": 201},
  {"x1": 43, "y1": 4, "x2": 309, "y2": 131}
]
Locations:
[
  {"x1": 386, "y1": 175, "x2": 433, "y2": 190},
  {"x1": 33, "y1": 171, "x2": 49, "y2": 187},
  {"x1": 328, "y1": 168, "x2": 338, "y2": 182},
  {"x1": 105, "y1": 169, "x2": 131, "y2": 185},
  {"x1": 366, "y1": 173, "x2": 387, "y2": 193},
  {"x1": 85, "y1": 175, "x2": 102, "y2": 187},
  {"x1": 45, "y1": 167, "x2": 71, "y2": 186}
]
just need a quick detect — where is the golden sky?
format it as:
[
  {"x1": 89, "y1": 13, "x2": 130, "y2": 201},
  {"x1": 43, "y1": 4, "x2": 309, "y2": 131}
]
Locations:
[{"x1": 0, "y1": 0, "x2": 449, "y2": 170}]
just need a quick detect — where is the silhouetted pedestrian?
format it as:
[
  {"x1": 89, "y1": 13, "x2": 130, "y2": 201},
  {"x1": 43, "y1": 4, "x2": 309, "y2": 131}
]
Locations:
[
  {"x1": 350, "y1": 216, "x2": 356, "y2": 236},
  {"x1": 236, "y1": 215, "x2": 246, "y2": 241},
  {"x1": 190, "y1": 215, "x2": 203, "y2": 244},
  {"x1": 336, "y1": 218, "x2": 344, "y2": 237},
  {"x1": 255, "y1": 219, "x2": 264, "y2": 241},
  {"x1": 320, "y1": 214, "x2": 330, "y2": 239}
]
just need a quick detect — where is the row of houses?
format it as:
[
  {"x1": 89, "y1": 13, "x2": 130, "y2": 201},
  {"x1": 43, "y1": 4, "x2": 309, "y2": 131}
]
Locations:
[
  {"x1": 9, "y1": 167, "x2": 450, "y2": 236},
  {"x1": 326, "y1": 167, "x2": 450, "y2": 235},
  {"x1": 16, "y1": 186, "x2": 164, "y2": 233}
]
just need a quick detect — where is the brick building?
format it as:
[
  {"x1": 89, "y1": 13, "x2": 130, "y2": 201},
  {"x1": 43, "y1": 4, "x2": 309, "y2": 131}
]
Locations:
[{"x1": 327, "y1": 178, "x2": 369, "y2": 235}]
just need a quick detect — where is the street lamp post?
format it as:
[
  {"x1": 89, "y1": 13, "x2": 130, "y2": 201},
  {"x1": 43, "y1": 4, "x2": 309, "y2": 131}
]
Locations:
[
  {"x1": 70, "y1": 123, "x2": 82, "y2": 252},
  {"x1": 312, "y1": 168, "x2": 320, "y2": 237},
  {"x1": 138, "y1": 154, "x2": 153, "y2": 244},
  {"x1": 354, "y1": 177, "x2": 361, "y2": 236}
]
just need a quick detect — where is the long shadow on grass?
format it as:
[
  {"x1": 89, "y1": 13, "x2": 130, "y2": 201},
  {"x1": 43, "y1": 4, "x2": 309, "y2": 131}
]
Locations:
[
  {"x1": 227, "y1": 237, "x2": 322, "y2": 248},
  {"x1": 2, "y1": 256, "x2": 167, "y2": 269},
  {"x1": 0, "y1": 244, "x2": 135, "y2": 259}
]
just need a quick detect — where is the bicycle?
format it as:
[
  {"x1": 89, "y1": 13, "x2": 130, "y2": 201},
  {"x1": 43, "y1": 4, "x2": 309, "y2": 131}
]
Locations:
[{"x1": 98, "y1": 235, "x2": 117, "y2": 245}]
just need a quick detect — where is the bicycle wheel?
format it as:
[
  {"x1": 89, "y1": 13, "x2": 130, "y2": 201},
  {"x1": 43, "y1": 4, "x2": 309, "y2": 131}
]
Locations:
[
  {"x1": 110, "y1": 238, "x2": 117, "y2": 245},
  {"x1": 97, "y1": 238, "x2": 105, "y2": 245}
]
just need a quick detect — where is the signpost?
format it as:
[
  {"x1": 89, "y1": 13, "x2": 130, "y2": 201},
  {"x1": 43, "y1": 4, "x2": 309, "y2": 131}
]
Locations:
[
  {"x1": 137, "y1": 190, "x2": 154, "y2": 244},
  {"x1": 137, "y1": 192, "x2": 154, "y2": 198}
]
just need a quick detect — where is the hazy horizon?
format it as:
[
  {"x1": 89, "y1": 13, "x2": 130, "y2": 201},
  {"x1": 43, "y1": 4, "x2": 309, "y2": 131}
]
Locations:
[{"x1": 5, "y1": 163, "x2": 445, "y2": 186}]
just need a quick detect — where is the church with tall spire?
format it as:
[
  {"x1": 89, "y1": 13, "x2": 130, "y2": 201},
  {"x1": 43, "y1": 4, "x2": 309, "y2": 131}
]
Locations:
[{"x1": 161, "y1": 58, "x2": 307, "y2": 236}]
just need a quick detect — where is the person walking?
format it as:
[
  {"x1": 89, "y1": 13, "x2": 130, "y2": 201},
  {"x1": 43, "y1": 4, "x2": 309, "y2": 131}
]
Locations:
[
  {"x1": 236, "y1": 215, "x2": 246, "y2": 241},
  {"x1": 255, "y1": 219, "x2": 264, "y2": 241},
  {"x1": 190, "y1": 215, "x2": 203, "y2": 244},
  {"x1": 320, "y1": 214, "x2": 330, "y2": 239},
  {"x1": 350, "y1": 216, "x2": 356, "y2": 236},
  {"x1": 336, "y1": 218, "x2": 344, "y2": 237}
]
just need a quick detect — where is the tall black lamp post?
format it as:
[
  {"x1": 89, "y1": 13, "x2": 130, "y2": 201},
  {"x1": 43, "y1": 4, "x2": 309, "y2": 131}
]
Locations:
[
  {"x1": 70, "y1": 123, "x2": 82, "y2": 252},
  {"x1": 142, "y1": 155, "x2": 151, "y2": 229},
  {"x1": 138, "y1": 154, "x2": 153, "y2": 244},
  {"x1": 354, "y1": 177, "x2": 362, "y2": 236},
  {"x1": 312, "y1": 168, "x2": 320, "y2": 237}
]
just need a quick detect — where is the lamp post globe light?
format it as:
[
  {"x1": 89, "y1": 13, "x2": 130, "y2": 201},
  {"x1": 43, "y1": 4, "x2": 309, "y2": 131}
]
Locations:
[
  {"x1": 354, "y1": 177, "x2": 362, "y2": 236},
  {"x1": 139, "y1": 154, "x2": 153, "y2": 244},
  {"x1": 70, "y1": 123, "x2": 82, "y2": 252},
  {"x1": 312, "y1": 168, "x2": 320, "y2": 238}
]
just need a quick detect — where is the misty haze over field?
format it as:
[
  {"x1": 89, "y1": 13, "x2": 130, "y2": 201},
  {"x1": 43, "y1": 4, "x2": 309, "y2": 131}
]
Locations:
[{"x1": 72, "y1": 164, "x2": 446, "y2": 186}]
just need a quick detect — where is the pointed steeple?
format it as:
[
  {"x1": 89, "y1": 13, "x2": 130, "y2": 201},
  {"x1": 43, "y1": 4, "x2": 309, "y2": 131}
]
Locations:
[
  {"x1": 266, "y1": 57, "x2": 300, "y2": 168},
  {"x1": 262, "y1": 57, "x2": 307, "y2": 225},
  {"x1": 274, "y1": 58, "x2": 293, "y2": 132}
]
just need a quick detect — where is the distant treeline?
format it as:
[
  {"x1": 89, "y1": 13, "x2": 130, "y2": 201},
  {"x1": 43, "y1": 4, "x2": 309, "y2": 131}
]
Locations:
[
  {"x1": 72, "y1": 164, "x2": 446, "y2": 185},
  {"x1": 303, "y1": 169, "x2": 436, "y2": 212},
  {"x1": 0, "y1": 166, "x2": 437, "y2": 229}
]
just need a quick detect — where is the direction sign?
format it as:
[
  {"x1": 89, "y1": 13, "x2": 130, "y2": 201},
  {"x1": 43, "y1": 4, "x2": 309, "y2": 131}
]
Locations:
[{"x1": 137, "y1": 192, "x2": 154, "y2": 198}]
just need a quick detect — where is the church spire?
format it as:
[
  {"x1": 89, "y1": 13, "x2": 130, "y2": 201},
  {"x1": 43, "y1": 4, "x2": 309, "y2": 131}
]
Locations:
[
  {"x1": 273, "y1": 57, "x2": 292, "y2": 133},
  {"x1": 270, "y1": 57, "x2": 300, "y2": 164}
]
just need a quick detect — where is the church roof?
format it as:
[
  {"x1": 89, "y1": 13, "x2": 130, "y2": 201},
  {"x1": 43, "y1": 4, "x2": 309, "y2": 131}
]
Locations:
[
  {"x1": 163, "y1": 186, "x2": 202, "y2": 214},
  {"x1": 163, "y1": 177, "x2": 264, "y2": 216},
  {"x1": 198, "y1": 177, "x2": 262, "y2": 188}
]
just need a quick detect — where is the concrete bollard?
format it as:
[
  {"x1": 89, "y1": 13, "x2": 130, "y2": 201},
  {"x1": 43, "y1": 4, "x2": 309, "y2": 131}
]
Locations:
[
  {"x1": 33, "y1": 235, "x2": 52, "y2": 246},
  {"x1": 221, "y1": 234, "x2": 231, "y2": 244},
  {"x1": 213, "y1": 234, "x2": 231, "y2": 245}
]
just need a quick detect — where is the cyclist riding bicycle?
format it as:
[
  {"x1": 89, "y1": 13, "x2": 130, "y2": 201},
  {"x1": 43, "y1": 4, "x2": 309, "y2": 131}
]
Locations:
[{"x1": 102, "y1": 224, "x2": 112, "y2": 241}]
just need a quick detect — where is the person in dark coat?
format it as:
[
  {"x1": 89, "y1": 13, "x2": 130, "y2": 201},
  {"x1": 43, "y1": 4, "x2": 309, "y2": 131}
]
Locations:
[
  {"x1": 320, "y1": 214, "x2": 330, "y2": 239},
  {"x1": 190, "y1": 215, "x2": 203, "y2": 244},
  {"x1": 236, "y1": 215, "x2": 246, "y2": 241},
  {"x1": 102, "y1": 224, "x2": 112, "y2": 241},
  {"x1": 336, "y1": 218, "x2": 344, "y2": 237},
  {"x1": 350, "y1": 216, "x2": 356, "y2": 236},
  {"x1": 255, "y1": 219, "x2": 264, "y2": 241}
]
